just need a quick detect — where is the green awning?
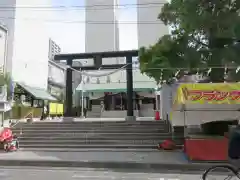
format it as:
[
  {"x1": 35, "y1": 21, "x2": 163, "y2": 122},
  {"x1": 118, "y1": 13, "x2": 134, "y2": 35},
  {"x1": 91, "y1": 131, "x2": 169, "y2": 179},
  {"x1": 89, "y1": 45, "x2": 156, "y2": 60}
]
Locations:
[
  {"x1": 81, "y1": 88, "x2": 154, "y2": 93},
  {"x1": 18, "y1": 83, "x2": 57, "y2": 101},
  {"x1": 76, "y1": 81, "x2": 156, "y2": 93}
]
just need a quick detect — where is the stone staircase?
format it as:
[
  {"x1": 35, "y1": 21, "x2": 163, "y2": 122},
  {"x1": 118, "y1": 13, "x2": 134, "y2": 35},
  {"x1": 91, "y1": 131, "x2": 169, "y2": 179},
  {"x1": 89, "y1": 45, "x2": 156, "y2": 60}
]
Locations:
[{"x1": 12, "y1": 121, "x2": 172, "y2": 150}]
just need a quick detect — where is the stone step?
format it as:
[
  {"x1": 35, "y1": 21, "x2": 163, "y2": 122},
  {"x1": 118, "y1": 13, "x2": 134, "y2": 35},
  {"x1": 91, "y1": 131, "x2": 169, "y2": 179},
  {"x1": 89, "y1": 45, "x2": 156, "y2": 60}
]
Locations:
[
  {"x1": 14, "y1": 132, "x2": 169, "y2": 137},
  {"x1": 19, "y1": 148, "x2": 161, "y2": 152},
  {"x1": 19, "y1": 144, "x2": 158, "y2": 149},
  {"x1": 12, "y1": 126, "x2": 169, "y2": 131},
  {"x1": 19, "y1": 139, "x2": 161, "y2": 145},
  {"x1": 13, "y1": 127, "x2": 168, "y2": 132},
  {"x1": 16, "y1": 134, "x2": 170, "y2": 139},
  {"x1": 13, "y1": 120, "x2": 172, "y2": 149},
  {"x1": 13, "y1": 129, "x2": 167, "y2": 134},
  {"x1": 19, "y1": 136, "x2": 170, "y2": 144},
  {"x1": 15, "y1": 121, "x2": 167, "y2": 126},
  {"x1": 12, "y1": 126, "x2": 167, "y2": 130},
  {"x1": 16, "y1": 134, "x2": 169, "y2": 139},
  {"x1": 13, "y1": 124, "x2": 168, "y2": 129},
  {"x1": 14, "y1": 124, "x2": 167, "y2": 129}
]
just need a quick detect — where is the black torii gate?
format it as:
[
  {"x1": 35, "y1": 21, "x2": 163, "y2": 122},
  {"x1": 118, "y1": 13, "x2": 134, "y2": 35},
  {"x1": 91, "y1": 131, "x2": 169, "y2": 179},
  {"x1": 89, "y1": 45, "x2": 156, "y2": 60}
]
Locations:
[{"x1": 54, "y1": 50, "x2": 138, "y2": 121}]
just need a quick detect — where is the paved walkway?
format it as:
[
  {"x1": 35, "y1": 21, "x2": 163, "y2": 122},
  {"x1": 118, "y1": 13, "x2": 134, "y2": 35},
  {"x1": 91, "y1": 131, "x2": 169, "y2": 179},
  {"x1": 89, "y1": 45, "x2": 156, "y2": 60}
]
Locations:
[
  {"x1": 0, "y1": 149, "x2": 226, "y2": 172},
  {"x1": 0, "y1": 166, "x2": 208, "y2": 180},
  {"x1": 0, "y1": 150, "x2": 187, "y2": 164}
]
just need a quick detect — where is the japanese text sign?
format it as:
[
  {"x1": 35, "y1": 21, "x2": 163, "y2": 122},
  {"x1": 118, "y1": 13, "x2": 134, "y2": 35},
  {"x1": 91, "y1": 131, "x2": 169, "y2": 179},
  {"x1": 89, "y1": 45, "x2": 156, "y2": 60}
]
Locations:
[{"x1": 175, "y1": 83, "x2": 240, "y2": 104}]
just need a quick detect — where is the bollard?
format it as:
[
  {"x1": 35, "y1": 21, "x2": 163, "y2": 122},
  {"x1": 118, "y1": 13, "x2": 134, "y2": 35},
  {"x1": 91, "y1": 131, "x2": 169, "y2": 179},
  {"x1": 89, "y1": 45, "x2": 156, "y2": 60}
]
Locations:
[{"x1": 155, "y1": 111, "x2": 160, "y2": 120}]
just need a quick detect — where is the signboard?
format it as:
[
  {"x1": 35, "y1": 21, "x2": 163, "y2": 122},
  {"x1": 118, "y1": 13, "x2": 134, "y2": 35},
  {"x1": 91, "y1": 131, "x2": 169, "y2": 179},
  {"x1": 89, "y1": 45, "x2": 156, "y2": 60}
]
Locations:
[{"x1": 174, "y1": 83, "x2": 240, "y2": 104}]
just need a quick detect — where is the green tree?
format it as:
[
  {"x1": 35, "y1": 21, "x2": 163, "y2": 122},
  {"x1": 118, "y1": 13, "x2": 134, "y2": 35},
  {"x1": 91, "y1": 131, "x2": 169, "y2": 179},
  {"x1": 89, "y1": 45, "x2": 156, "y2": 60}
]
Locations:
[
  {"x1": 0, "y1": 72, "x2": 13, "y2": 100},
  {"x1": 139, "y1": 0, "x2": 240, "y2": 83}
]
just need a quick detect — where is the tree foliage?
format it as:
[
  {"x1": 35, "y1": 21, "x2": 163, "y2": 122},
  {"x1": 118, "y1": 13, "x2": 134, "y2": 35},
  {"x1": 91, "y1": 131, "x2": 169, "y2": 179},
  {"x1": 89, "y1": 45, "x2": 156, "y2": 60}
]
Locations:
[
  {"x1": 0, "y1": 72, "x2": 14, "y2": 100},
  {"x1": 139, "y1": 0, "x2": 240, "y2": 83}
]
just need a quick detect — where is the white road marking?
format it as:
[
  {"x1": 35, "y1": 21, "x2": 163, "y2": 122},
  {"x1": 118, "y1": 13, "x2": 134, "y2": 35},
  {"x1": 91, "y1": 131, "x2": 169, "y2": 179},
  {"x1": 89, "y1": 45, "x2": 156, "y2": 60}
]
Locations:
[{"x1": 72, "y1": 174, "x2": 115, "y2": 179}]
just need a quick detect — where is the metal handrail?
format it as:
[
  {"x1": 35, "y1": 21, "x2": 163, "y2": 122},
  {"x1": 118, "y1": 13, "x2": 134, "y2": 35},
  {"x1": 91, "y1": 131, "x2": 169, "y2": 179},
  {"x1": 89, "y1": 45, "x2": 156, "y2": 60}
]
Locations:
[{"x1": 10, "y1": 111, "x2": 33, "y2": 128}]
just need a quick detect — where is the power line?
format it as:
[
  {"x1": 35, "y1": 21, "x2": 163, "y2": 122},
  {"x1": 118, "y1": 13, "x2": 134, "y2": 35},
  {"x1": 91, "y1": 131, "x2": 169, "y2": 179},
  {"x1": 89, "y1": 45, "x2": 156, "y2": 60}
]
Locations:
[
  {"x1": 43, "y1": 60, "x2": 240, "y2": 70},
  {"x1": 0, "y1": 16, "x2": 164, "y2": 24},
  {"x1": 0, "y1": 2, "x2": 165, "y2": 10},
  {"x1": 0, "y1": 4, "x2": 163, "y2": 12},
  {"x1": 0, "y1": 5, "x2": 161, "y2": 12}
]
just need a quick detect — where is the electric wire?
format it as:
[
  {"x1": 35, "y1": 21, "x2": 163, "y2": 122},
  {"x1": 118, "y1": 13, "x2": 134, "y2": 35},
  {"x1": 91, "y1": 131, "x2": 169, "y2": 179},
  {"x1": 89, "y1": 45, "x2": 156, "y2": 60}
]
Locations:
[
  {"x1": 0, "y1": 16, "x2": 164, "y2": 24},
  {"x1": 49, "y1": 59, "x2": 240, "y2": 78},
  {"x1": 0, "y1": 2, "x2": 165, "y2": 10},
  {"x1": 0, "y1": 2, "x2": 166, "y2": 23}
]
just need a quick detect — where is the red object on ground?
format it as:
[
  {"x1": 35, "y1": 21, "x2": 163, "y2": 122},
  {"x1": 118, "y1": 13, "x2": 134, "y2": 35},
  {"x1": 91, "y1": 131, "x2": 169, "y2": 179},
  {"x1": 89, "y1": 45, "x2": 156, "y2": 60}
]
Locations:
[
  {"x1": 0, "y1": 128, "x2": 13, "y2": 142},
  {"x1": 8, "y1": 144, "x2": 17, "y2": 151},
  {"x1": 158, "y1": 139, "x2": 176, "y2": 150},
  {"x1": 155, "y1": 111, "x2": 160, "y2": 120},
  {"x1": 184, "y1": 138, "x2": 228, "y2": 161}
]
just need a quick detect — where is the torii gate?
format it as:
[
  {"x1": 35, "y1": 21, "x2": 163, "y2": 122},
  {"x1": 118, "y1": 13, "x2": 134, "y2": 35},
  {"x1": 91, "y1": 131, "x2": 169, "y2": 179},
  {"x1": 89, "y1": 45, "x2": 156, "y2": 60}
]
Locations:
[{"x1": 54, "y1": 50, "x2": 138, "y2": 121}]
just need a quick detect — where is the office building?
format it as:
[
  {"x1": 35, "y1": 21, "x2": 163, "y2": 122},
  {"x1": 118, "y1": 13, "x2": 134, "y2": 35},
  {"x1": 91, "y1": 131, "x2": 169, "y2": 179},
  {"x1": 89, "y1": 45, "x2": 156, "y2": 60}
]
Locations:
[
  {"x1": 137, "y1": 0, "x2": 169, "y2": 48},
  {"x1": 0, "y1": 0, "x2": 16, "y2": 73},
  {"x1": 0, "y1": 0, "x2": 52, "y2": 89},
  {"x1": 85, "y1": 0, "x2": 120, "y2": 65},
  {"x1": 0, "y1": 25, "x2": 7, "y2": 74}
]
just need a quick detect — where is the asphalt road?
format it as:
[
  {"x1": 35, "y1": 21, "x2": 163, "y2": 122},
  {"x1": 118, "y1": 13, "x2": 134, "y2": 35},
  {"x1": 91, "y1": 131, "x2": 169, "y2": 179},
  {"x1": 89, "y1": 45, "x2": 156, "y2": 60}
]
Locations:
[{"x1": 0, "y1": 166, "x2": 230, "y2": 180}]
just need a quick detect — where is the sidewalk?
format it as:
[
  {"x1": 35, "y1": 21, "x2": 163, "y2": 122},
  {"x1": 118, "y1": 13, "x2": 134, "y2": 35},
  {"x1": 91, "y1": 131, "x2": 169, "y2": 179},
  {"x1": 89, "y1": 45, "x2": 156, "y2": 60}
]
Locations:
[{"x1": 0, "y1": 150, "x2": 225, "y2": 172}]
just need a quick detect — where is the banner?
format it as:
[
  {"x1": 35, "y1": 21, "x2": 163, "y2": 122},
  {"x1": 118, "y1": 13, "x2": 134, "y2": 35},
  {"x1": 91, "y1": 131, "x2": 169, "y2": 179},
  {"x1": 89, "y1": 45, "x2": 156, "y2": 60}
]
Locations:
[
  {"x1": 174, "y1": 83, "x2": 240, "y2": 104},
  {"x1": 49, "y1": 103, "x2": 63, "y2": 115}
]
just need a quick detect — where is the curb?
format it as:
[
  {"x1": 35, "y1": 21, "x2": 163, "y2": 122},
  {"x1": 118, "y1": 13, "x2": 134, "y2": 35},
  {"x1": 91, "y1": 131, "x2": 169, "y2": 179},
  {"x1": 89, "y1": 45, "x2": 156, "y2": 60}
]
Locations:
[
  {"x1": 0, "y1": 159, "x2": 227, "y2": 172},
  {"x1": 19, "y1": 148, "x2": 163, "y2": 152}
]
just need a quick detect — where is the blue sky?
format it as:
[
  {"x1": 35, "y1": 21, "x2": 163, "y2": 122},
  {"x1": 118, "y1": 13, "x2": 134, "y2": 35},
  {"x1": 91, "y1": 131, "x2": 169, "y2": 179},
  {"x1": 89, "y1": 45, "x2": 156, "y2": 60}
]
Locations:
[{"x1": 49, "y1": 0, "x2": 138, "y2": 53}]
